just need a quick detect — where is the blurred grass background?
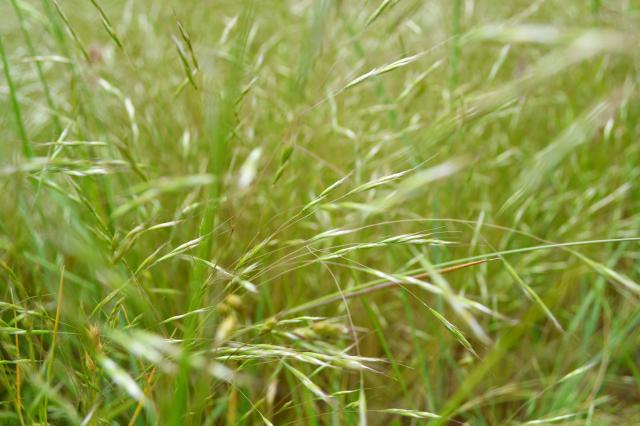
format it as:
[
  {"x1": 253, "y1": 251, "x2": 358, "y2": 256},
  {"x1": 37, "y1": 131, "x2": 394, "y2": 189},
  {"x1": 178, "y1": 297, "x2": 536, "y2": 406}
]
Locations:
[{"x1": 1, "y1": 0, "x2": 640, "y2": 424}]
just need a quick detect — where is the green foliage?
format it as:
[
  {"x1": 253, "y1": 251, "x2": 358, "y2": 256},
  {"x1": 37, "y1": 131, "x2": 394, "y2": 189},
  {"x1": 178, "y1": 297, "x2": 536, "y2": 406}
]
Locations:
[{"x1": 1, "y1": 0, "x2": 639, "y2": 424}]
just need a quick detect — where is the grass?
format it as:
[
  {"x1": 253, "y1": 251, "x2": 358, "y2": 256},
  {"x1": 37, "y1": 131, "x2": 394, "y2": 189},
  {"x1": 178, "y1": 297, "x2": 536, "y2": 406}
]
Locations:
[{"x1": 1, "y1": 0, "x2": 639, "y2": 424}]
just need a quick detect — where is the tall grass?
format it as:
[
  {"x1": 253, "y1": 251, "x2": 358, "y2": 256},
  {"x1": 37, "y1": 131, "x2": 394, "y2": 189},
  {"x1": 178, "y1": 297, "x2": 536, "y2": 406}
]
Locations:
[{"x1": 1, "y1": 0, "x2": 639, "y2": 424}]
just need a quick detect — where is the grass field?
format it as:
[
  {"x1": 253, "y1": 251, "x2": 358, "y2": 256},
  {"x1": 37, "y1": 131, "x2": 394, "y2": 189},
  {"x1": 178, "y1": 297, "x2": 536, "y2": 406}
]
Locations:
[{"x1": 1, "y1": 0, "x2": 640, "y2": 424}]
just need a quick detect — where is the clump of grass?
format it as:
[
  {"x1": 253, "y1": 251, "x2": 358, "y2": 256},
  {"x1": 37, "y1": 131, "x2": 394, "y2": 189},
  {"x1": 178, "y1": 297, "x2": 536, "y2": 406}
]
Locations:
[{"x1": 1, "y1": 0, "x2": 639, "y2": 425}]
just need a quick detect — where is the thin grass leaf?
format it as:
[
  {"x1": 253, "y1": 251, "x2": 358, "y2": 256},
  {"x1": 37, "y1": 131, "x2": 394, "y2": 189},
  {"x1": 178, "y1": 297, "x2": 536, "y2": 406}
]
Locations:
[
  {"x1": 426, "y1": 306, "x2": 478, "y2": 358},
  {"x1": 342, "y1": 52, "x2": 426, "y2": 91},
  {"x1": 302, "y1": 174, "x2": 350, "y2": 212},
  {"x1": 89, "y1": 0, "x2": 123, "y2": 49},
  {"x1": 0, "y1": 35, "x2": 32, "y2": 157},
  {"x1": 523, "y1": 412, "x2": 582, "y2": 425},
  {"x1": 501, "y1": 259, "x2": 564, "y2": 332},
  {"x1": 379, "y1": 408, "x2": 441, "y2": 419},
  {"x1": 284, "y1": 363, "x2": 332, "y2": 403},
  {"x1": 273, "y1": 145, "x2": 294, "y2": 184},
  {"x1": 112, "y1": 175, "x2": 214, "y2": 218},
  {"x1": 573, "y1": 252, "x2": 640, "y2": 295},
  {"x1": 177, "y1": 21, "x2": 199, "y2": 69},
  {"x1": 365, "y1": 0, "x2": 400, "y2": 27},
  {"x1": 50, "y1": 0, "x2": 90, "y2": 60},
  {"x1": 347, "y1": 169, "x2": 412, "y2": 195},
  {"x1": 99, "y1": 356, "x2": 147, "y2": 404},
  {"x1": 151, "y1": 235, "x2": 206, "y2": 266},
  {"x1": 173, "y1": 35, "x2": 197, "y2": 90},
  {"x1": 359, "y1": 381, "x2": 367, "y2": 426}
]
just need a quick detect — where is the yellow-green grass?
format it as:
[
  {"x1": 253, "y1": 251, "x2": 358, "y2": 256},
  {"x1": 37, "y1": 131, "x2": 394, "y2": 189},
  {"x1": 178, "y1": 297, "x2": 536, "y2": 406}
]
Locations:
[{"x1": 1, "y1": 0, "x2": 639, "y2": 424}]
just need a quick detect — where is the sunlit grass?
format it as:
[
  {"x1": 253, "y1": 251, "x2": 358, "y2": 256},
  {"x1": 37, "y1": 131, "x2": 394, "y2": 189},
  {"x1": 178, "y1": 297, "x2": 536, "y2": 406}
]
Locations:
[{"x1": 1, "y1": 0, "x2": 639, "y2": 424}]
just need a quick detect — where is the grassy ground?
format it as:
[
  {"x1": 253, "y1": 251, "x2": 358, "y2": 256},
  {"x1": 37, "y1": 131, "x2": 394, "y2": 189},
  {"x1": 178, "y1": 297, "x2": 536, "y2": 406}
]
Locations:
[{"x1": 1, "y1": 0, "x2": 640, "y2": 424}]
